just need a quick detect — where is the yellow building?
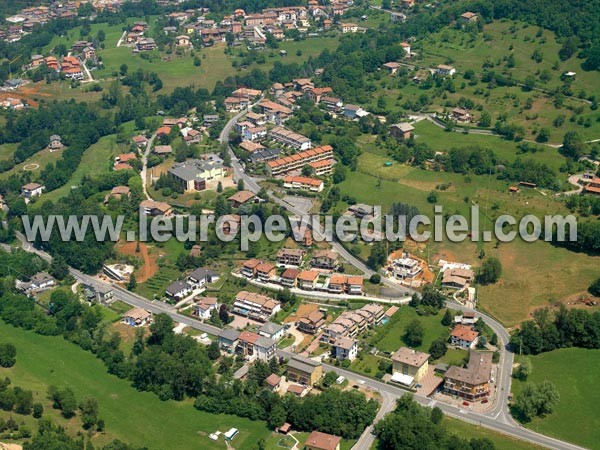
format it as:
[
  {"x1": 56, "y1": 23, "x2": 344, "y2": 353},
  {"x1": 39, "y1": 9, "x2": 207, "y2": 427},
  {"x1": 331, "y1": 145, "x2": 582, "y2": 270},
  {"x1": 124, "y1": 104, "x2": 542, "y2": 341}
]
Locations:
[
  {"x1": 286, "y1": 356, "x2": 323, "y2": 386},
  {"x1": 391, "y1": 347, "x2": 430, "y2": 385}
]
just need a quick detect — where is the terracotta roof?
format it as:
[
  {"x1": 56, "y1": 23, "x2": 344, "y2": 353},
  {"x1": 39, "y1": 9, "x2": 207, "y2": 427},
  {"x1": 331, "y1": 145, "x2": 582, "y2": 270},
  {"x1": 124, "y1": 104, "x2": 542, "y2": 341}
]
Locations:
[
  {"x1": 265, "y1": 373, "x2": 281, "y2": 387},
  {"x1": 298, "y1": 270, "x2": 319, "y2": 282},
  {"x1": 304, "y1": 431, "x2": 341, "y2": 450},
  {"x1": 228, "y1": 190, "x2": 256, "y2": 204},
  {"x1": 451, "y1": 325, "x2": 479, "y2": 342}
]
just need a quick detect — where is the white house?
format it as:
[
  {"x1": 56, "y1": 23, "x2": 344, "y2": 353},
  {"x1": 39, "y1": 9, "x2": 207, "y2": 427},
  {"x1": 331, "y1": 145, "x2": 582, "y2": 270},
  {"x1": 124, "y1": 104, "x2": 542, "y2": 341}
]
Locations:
[
  {"x1": 193, "y1": 297, "x2": 218, "y2": 320},
  {"x1": 165, "y1": 280, "x2": 193, "y2": 299},
  {"x1": 123, "y1": 308, "x2": 152, "y2": 327},
  {"x1": 21, "y1": 182, "x2": 45, "y2": 199},
  {"x1": 450, "y1": 325, "x2": 479, "y2": 349},
  {"x1": 333, "y1": 337, "x2": 358, "y2": 361},
  {"x1": 258, "y1": 322, "x2": 286, "y2": 341},
  {"x1": 187, "y1": 267, "x2": 219, "y2": 288},
  {"x1": 16, "y1": 272, "x2": 55, "y2": 293}
]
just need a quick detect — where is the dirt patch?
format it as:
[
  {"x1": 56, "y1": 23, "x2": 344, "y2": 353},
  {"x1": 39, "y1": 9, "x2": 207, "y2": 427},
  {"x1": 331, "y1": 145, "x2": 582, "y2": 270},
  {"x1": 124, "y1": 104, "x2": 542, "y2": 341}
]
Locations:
[
  {"x1": 285, "y1": 303, "x2": 319, "y2": 323},
  {"x1": 115, "y1": 241, "x2": 157, "y2": 282},
  {"x1": 111, "y1": 321, "x2": 141, "y2": 342},
  {"x1": 1, "y1": 83, "x2": 52, "y2": 108}
]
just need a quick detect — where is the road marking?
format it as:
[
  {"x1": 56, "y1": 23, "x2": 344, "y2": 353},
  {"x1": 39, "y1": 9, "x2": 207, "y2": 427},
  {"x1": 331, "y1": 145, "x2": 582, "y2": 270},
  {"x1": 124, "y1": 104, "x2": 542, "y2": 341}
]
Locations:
[
  {"x1": 459, "y1": 409, "x2": 468, "y2": 414},
  {"x1": 428, "y1": 400, "x2": 437, "y2": 407}
]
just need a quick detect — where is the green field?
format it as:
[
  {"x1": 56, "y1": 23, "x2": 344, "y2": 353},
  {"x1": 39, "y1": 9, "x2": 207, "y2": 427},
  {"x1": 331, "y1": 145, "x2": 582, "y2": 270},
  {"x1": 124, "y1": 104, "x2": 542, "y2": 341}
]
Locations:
[
  {"x1": 512, "y1": 348, "x2": 600, "y2": 449},
  {"x1": 340, "y1": 132, "x2": 600, "y2": 326},
  {"x1": 0, "y1": 320, "x2": 270, "y2": 449},
  {"x1": 369, "y1": 306, "x2": 450, "y2": 354},
  {"x1": 443, "y1": 417, "x2": 543, "y2": 450}
]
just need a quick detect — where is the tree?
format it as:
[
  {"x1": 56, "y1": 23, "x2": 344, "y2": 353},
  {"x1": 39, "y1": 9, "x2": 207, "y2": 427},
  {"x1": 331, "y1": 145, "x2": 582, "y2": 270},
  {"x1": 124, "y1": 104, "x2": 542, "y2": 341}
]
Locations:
[
  {"x1": 207, "y1": 340, "x2": 221, "y2": 360},
  {"x1": 32, "y1": 402, "x2": 44, "y2": 418},
  {"x1": 514, "y1": 381, "x2": 559, "y2": 421},
  {"x1": 589, "y1": 278, "x2": 600, "y2": 297},
  {"x1": 479, "y1": 111, "x2": 491, "y2": 128},
  {"x1": 119, "y1": 64, "x2": 128, "y2": 76},
  {"x1": 237, "y1": 178, "x2": 245, "y2": 191},
  {"x1": 562, "y1": 131, "x2": 585, "y2": 159},
  {"x1": 127, "y1": 274, "x2": 137, "y2": 291},
  {"x1": 427, "y1": 191, "x2": 438, "y2": 203},
  {"x1": 428, "y1": 338, "x2": 448, "y2": 360},
  {"x1": 79, "y1": 397, "x2": 99, "y2": 429},
  {"x1": 476, "y1": 336, "x2": 488, "y2": 349},
  {"x1": 322, "y1": 371, "x2": 339, "y2": 388},
  {"x1": 441, "y1": 309, "x2": 453, "y2": 326},
  {"x1": 421, "y1": 285, "x2": 445, "y2": 310},
  {"x1": 514, "y1": 358, "x2": 532, "y2": 380},
  {"x1": 216, "y1": 181, "x2": 223, "y2": 193},
  {"x1": 536, "y1": 128, "x2": 550, "y2": 143},
  {"x1": 50, "y1": 387, "x2": 77, "y2": 418},
  {"x1": 50, "y1": 255, "x2": 69, "y2": 280},
  {"x1": 301, "y1": 164, "x2": 315, "y2": 177},
  {"x1": 404, "y1": 319, "x2": 424, "y2": 346},
  {"x1": 366, "y1": 241, "x2": 387, "y2": 270},
  {"x1": 523, "y1": 75, "x2": 536, "y2": 91},
  {"x1": 478, "y1": 258, "x2": 502, "y2": 284},
  {"x1": 430, "y1": 406, "x2": 443, "y2": 424},
  {"x1": 0, "y1": 343, "x2": 16, "y2": 368}
]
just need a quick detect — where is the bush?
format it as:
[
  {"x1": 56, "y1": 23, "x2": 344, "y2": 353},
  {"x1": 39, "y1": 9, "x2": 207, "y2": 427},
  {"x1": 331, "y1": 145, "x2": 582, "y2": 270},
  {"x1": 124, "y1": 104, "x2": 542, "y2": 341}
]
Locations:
[{"x1": 0, "y1": 344, "x2": 16, "y2": 368}]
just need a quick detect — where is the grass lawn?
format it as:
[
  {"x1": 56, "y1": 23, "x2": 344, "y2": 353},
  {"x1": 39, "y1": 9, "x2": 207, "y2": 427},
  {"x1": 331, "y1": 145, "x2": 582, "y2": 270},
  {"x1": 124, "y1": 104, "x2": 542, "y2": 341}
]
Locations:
[
  {"x1": 512, "y1": 348, "x2": 600, "y2": 449},
  {"x1": 369, "y1": 306, "x2": 450, "y2": 354},
  {"x1": 264, "y1": 431, "x2": 354, "y2": 450},
  {"x1": 0, "y1": 143, "x2": 17, "y2": 161},
  {"x1": 0, "y1": 320, "x2": 271, "y2": 450},
  {"x1": 340, "y1": 140, "x2": 600, "y2": 326},
  {"x1": 443, "y1": 417, "x2": 544, "y2": 450}
]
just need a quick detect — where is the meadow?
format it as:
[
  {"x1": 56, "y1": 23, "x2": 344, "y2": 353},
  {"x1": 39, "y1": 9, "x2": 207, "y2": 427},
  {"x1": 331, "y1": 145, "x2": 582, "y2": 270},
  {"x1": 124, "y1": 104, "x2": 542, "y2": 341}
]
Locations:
[
  {"x1": 0, "y1": 320, "x2": 271, "y2": 449},
  {"x1": 512, "y1": 348, "x2": 600, "y2": 449}
]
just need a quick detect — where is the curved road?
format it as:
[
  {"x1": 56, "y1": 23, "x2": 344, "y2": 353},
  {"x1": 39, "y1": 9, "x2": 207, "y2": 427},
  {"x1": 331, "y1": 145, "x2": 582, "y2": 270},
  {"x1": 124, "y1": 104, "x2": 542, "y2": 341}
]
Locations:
[{"x1": 217, "y1": 112, "x2": 583, "y2": 450}]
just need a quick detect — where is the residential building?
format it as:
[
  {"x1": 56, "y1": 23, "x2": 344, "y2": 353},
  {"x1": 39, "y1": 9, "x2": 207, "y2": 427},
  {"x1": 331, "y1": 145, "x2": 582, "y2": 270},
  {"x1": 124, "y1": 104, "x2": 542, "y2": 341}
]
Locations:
[
  {"x1": 188, "y1": 267, "x2": 219, "y2": 287},
  {"x1": 257, "y1": 99, "x2": 293, "y2": 124},
  {"x1": 48, "y1": 134, "x2": 63, "y2": 150},
  {"x1": 452, "y1": 107, "x2": 471, "y2": 122},
  {"x1": 444, "y1": 352, "x2": 492, "y2": 401},
  {"x1": 256, "y1": 262, "x2": 277, "y2": 282},
  {"x1": 311, "y1": 250, "x2": 338, "y2": 270},
  {"x1": 333, "y1": 337, "x2": 358, "y2": 361},
  {"x1": 218, "y1": 328, "x2": 241, "y2": 353},
  {"x1": 309, "y1": 158, "x2": 335, "y2": 176},
  {"x1": 346, "y1": 276, "x2": 364, "y2": 295},
  {"x1": 104, "y1": 186, "x2": 131, "y2": 203},
  {"x1": 165, "y1": 280, "x2": 193, "y2": 299},
  {"x1": 123, "y1": 308, "x2": 152, "y2": 327},
  {"x1": 139, "y1": 200, "x2": 173, "y2": 217},
  {"x1": 327, "y1": 274, "x2": 344, "y2": 293},
  {"x1": 341, "y1": 22, "x2": 358, "y2": 33},
  {"x1": 391, "y1": 347, "x2": 430, "y2": 385},
  {"x1": 287, "y1": 384, "x2": 308, "y2": 397},
  {"x1": 283, "y1": 176, "x2": 324, "y2": 192},
  {"x1": 237, "y1": 331, "x2": 276, "y2": 362},
  {"x1": 243, "y1": 126, "x2": 267, "y2": 141},
  {"x1": 233, "y1": 290, "x2": 281, "y2": 321},
  {"x1": 266, "y1": 145, "x2": 333, "y2": 176},
  {"x1": 389, "y1": 122, "x2": 414, "y2": 139},
  {"x1": 383, "y1": 62, "x2": 400, "y2": 74},
  {"x1": 442, "y1": 268, "x2": 475, "y2": 289},
  {"x1": 21, "y1": 182, "x2": 45, "y2": 198},
  {"x1": 203, "y1": 114, "x2": 220, "y2": 126},
  {"x1": 436, "y1": 64, "x2": 456, "y2": 76},
  {"x1": 276, "y1": 248, "x2": 306, "y2": 266},
  {"x1": 583, "y1": 177, "x2": 600, "y2": 195},
  {"x1": 193, "y1": 297, "x2": 218, "y2": 319},
  {"x1": 153, "y1": 145, "x2": 173, "y2": 155},
  {"x1": 286, "y1": 356, "x2": 323, "y2": 385},
  {"x1": 450, "y1": 325, "x2": 479, "y2": 349},
  {"x1": 298, "y1": 310, "x2": 326, "y2": 334},
  {"x1": 137, "y1": 38, "x2": 157, "y2": 51},
  {"x1": 280, "y1": 268, "x2": 299, "y2": 288},
  {"x1": 297, "y1": 270, "x2": 319, "y2": 290},
  {"x1": 241, "y1": 259, "x2": 262, "y2": 277},
  {"x1": 265, "y1": 373, "x2": 282, "y2": 392},
  {"x1": 228, "y1": 190, "x2": 256, "y2": 207},
  {"x1": 16, "y1": 272, "x2": 55, "y2": 293},
  {"x1": 168, "y1": 156, "x2": 226, "y2": 192},
  {"x1": 347, "y1": 203, "x2": 376, "y2": 219},
  {"x1": 391, "y1": 257, "x2": 423, "y2": 279},
  {"x1": 258, "y1": 322, "x2": 285, "y2": 341},
  {"x1": 175, "y1": 34, "x2": 192, "y2": 47},
  {"x1": 460, "y1": 12, "x2": 478, "y2": 23},
  {"x1": 132, "y1": 135, "x2": 148, "y2": 147},
  {"x1": 304, "y1": 431, "x2": 341, "y2": 450},
  {"x1": 269, "y1": 126, "x2": 312, "y2": 150},
  {"x1": 400, "y1": 41, "x2": 411, "y2": 54}
]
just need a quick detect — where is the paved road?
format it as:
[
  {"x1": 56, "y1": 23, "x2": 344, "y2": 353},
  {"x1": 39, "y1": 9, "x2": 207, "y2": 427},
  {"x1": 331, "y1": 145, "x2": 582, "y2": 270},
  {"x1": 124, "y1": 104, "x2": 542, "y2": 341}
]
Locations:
[
  {"x1": 140, "y1": 131, "x2": 158, "y2": 200},
  {"x1": 10, "y1": 232, "x2": 584, "y2": 450}
]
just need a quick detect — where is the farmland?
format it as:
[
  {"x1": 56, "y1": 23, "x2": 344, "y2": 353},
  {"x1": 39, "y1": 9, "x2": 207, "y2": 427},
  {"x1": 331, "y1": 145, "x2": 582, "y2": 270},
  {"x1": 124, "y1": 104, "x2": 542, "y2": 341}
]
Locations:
[
  {"x1": 0, "y1": 320, "x2": 271, "y2": 450},
  {"x1": 512, "y1": 348, "x2": 600, "y2": 449}
]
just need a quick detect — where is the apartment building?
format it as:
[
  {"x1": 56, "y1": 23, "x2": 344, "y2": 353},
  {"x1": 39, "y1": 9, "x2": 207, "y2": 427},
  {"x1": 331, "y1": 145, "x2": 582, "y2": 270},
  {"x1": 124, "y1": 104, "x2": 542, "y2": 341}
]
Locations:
[
  {"x1": 269, "y1": 126, "x2": 312, "y2": 150},
  {"x1": 266, "y1": 145, "x2": 333, "y2": 176},
  {"x1": 444, "y1": 352, "x2": 492, "y2": 401},
  {"x1": 276, "y1": 248, "x2": 306, "y2": 266},
  {"x1": 283, "y1": 175, "x2": 324, "y2": 192},
  {"x1": 232, "y1": 290, "x2": 281, "y2": 322}
]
